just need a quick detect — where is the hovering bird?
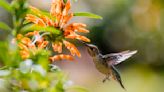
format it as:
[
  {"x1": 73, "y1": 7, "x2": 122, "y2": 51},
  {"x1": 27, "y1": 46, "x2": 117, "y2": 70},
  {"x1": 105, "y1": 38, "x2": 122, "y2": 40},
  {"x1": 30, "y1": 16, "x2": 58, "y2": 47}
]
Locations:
[{"x1": 83, "y1": 43, "x2": 137, "y2": 89}]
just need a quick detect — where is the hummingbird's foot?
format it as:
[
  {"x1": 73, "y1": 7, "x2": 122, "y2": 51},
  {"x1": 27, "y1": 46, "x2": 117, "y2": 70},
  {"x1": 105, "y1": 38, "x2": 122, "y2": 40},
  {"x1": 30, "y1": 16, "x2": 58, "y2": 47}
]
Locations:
[
  {"x1": 102, "y1": 77, "x2": 110, "y2": 83},
  {"x1": 102, "y1": 78, "x2": 107, "y2": 83}
]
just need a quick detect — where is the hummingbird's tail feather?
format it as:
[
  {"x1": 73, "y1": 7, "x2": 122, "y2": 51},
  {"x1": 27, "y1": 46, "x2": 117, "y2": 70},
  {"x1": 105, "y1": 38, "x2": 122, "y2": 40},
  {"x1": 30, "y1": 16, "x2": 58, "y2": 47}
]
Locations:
[{"x1": 111, "y1": 65, "x2": 126, "y2": 90}]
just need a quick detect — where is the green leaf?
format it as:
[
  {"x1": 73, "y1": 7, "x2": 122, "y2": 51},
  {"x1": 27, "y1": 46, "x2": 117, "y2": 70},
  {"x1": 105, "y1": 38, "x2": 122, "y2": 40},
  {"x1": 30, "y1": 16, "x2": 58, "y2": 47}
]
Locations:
[
  {"x1": 0, "y1": 0, "x2": 13, "y2": 13},
  {"x1": 74, "y1": 12, "x2": 103, "y2": 19},
  {"x1": 63, "y1": 0, "x2": 67, "y2": 3},
  {"x1": 64, "y1": 0, "x2": 77, "y2": 3},
  {"x1": 23, "y1": 20, "x2": 31, "y2": 25},
  {"x1": 0, "y1": 22, "x2": 12, "y2": 31},
  {"x1": 0, "y1": 66, "x2": 8, "y2": 70},
  {"x1": 21, "y1": 24, "x2": 61, "y2": 35},
  {"x1": 0, "y1": 41, "x2": 9, "y2": 64},
  {"x1": 56, "y1": 81, "x2": 65, "y2": 92}
]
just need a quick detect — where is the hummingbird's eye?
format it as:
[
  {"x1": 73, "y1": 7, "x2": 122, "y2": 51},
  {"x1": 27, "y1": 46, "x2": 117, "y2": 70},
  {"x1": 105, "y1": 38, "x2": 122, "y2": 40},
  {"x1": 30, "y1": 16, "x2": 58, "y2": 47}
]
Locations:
[{"x1": 91, "y1": 48, "x2": 94, "y2": 51}]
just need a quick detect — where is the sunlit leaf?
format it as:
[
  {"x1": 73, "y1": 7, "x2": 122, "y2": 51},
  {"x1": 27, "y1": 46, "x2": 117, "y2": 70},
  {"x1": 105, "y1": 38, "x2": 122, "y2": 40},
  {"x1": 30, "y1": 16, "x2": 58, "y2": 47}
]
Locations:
[
  {"x1": 21, "y1": 24, "x2": 61, "y2": 34},
  {"x1": 0, "y1": 0, "x2": 13, "y2": 13},
  {"x1": 74, "y1": 12, "x2": 103, "y2": 19},
  {"x1": 0, "y1": 22, "x2": 12, "y2": 31}
]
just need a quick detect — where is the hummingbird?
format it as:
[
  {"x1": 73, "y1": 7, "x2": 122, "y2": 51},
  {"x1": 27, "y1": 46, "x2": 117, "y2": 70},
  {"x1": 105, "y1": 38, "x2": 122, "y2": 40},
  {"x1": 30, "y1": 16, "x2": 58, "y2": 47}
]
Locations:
[{"x1": 83, "y1": 43, "x2": 137, "y2": 89}]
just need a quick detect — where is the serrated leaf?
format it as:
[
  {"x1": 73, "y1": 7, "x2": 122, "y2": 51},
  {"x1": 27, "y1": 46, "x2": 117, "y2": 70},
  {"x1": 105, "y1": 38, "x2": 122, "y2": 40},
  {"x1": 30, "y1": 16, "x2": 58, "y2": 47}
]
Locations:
[
  {"x1": 0, "y1": 22, "x2": 12, "y2": 31},
  {"x1": 21, "y1": 24, "x2": 61, "y2": 35},
  {"x1": 74, "y1": 12, "x2": 103, "y2": 19},
  {"x1": 0, "y1": 0, "x2": 13, "y2": 13}
]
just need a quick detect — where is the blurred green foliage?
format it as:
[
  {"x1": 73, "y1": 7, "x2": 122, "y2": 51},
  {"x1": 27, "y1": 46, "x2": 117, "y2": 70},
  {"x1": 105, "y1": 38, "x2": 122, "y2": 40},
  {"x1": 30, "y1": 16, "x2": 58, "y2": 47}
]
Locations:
[{"x1": 0, "y1": 0, "x2": 89, "y2": 92}]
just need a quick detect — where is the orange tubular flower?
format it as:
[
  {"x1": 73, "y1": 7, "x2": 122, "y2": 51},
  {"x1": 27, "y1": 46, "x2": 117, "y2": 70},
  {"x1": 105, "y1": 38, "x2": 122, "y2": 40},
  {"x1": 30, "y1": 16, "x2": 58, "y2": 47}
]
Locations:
[
  {"x1": 63, "y1": 40, "x2": 81, "y2": 57},
  {"x1": 17, "y1": 33, "x2": 49, "y2": 59},
  {"x1": 25, "y1": 31, "x2": 39, "y2": 37},
  {"x1": 24, "y1": 0, "x2": 91, "y2": 61},
  {"x1": 38, "y1": 41, "x2": 49, "y2": 49},
  {"x1": 50, "y1": 54, "x2": 74, "y2": 61},
  {"x1": 20, "y1": 50, "x2": 30, "y2": 59},
  {"x1": 17, "y1": 34, "x2": 32, "y2": 59},
  {"x1": 52, "y1": 42, "x2": 62, "y2": 53},
  {"x1": 25, "y1": 14, "x2": 46, "y2": 27}
]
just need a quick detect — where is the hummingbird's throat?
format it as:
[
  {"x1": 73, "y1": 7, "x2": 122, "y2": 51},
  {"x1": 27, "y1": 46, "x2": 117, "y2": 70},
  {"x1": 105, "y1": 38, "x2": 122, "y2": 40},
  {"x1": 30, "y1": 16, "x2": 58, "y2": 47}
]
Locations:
[{"x1": 87, "y1": 48, "x2": 99, "y2": 57}]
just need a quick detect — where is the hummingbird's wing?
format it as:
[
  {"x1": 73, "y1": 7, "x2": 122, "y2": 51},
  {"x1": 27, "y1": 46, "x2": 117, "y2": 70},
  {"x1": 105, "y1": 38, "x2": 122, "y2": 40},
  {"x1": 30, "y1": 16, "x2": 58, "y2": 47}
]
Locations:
[
  {"x1": 103, "y1": 50, "x2": 137, "y2": 65},
  {"x1": 111, "y1": 65, "x2": 125, "y2": 89}
]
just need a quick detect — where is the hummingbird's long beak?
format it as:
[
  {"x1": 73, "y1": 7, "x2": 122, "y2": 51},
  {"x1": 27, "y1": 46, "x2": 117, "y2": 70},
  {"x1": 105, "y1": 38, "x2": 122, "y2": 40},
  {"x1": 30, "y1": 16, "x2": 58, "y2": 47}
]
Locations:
[{"x1": 80, "y1": 41, "x2": 90, "y2": 47}]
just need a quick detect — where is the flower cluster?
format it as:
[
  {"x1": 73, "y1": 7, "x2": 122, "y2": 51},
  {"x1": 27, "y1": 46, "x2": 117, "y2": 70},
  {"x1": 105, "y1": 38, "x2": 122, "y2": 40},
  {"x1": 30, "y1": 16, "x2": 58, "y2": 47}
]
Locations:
[
  {"x1": 18, "y1": 0, "x2": 90, "y2": 61},
  {"x1": 17, "y1": 33, "x2": 48, "y2": 59}
]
